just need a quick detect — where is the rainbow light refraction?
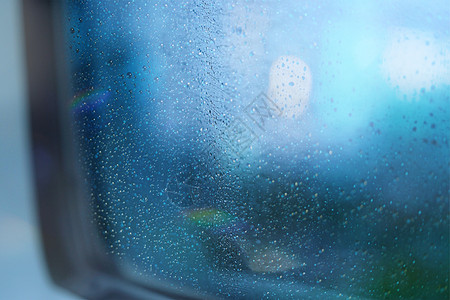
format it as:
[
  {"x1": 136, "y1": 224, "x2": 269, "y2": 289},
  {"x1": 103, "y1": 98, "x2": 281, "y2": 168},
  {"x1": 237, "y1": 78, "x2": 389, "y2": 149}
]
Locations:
[
  {"x1": 183, "y1": 208, "x2": 234, "y2": 229},
  {"x1": 71, "y1": 89, "x2": 110, "y2": 113}
]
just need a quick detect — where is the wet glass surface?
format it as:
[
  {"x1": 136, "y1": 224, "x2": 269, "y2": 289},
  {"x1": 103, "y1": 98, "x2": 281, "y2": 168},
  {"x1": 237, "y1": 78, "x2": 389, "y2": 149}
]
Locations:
[{"x1": 66, "y1": 1, "x2": 449, "y2": 298}]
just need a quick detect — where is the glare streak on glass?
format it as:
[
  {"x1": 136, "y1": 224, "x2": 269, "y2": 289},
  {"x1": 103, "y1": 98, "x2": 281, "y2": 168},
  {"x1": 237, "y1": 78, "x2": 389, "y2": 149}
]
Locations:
[{"x1": 67, "y1": 0, "x2": 449, "y2": 299}]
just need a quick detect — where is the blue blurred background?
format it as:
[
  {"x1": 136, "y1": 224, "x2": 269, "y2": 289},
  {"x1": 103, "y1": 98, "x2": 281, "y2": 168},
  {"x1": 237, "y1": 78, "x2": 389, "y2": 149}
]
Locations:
[{"x1": 1, "y1": 0, "x2": 448, "y2": 298}]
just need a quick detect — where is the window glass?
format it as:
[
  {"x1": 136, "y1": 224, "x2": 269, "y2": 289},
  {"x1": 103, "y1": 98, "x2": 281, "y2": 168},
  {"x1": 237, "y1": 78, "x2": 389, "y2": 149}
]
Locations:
[{"x1": 67, "y1": 1, "x2": 449, "y2": 298}]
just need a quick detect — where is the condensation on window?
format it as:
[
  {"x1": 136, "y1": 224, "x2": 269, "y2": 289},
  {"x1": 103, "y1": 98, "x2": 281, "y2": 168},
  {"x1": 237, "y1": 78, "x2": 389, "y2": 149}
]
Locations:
[{"x1": 67, "y1": 0, "x2": 449, "y2": 299}]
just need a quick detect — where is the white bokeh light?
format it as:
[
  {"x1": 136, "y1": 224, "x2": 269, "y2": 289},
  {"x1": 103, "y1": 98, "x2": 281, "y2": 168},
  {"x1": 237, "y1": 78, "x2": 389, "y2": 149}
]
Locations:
[
  {"x1": 267, "y1": 55, "x2": 312, "y2": 119},
  {"x1": 381, "y1": 27, "x2": 450, "y2": 99}
]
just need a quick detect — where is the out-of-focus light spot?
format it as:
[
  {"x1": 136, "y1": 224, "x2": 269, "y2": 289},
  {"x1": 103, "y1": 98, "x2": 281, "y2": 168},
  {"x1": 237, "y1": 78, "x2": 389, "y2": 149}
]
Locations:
[
  {"x1": 247, "y1": 245, "x2": 301, "y2": 273},
  {"x1": 267, "y1": 55, "x2": 312, "y2": 119},
  {"x1": 381, "y1": 28, "x2": 450, "y2": 99}
]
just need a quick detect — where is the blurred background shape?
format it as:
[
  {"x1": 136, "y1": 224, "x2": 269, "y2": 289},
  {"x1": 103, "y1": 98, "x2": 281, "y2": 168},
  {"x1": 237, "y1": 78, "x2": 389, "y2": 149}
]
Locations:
[{"x1": 0, "y1": 1, "x2": 77, "y2": 299}]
